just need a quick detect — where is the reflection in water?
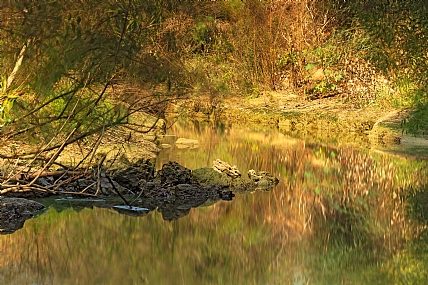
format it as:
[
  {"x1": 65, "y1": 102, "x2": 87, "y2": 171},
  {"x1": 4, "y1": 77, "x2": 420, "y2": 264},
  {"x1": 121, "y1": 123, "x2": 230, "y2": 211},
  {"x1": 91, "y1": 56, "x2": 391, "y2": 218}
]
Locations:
[{"x1": 1, "y1": 121, "x2": 428, "y2": 284}]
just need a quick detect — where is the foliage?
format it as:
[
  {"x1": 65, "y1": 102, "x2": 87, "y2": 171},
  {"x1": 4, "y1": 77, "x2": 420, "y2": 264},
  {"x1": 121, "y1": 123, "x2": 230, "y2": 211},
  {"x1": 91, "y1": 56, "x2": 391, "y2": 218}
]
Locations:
[
  {"x1": 1, "y1": 0, "x2": 428, "y2": 156},
  {"x1": 0, "y1": 75, "x2": 16, "y2": 126},
  {"x1": 0, "y1": 0, "x2": 186, "y2": 164},
  {"x1": 326, "y1": 0, "x2": 428, "y2": 132}
]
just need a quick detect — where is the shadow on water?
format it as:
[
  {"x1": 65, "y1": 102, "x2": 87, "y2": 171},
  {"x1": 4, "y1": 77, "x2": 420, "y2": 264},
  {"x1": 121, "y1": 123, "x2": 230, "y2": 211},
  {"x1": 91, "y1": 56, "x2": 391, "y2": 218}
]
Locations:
[{"x1": 1, "y1": 120, "x2": 428, "y2": 284}]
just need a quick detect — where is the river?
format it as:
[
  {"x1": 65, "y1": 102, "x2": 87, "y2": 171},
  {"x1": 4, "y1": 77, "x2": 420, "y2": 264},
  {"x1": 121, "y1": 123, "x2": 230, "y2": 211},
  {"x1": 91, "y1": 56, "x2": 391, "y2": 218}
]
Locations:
[{"x1": 1, "y1": 120, "x2": 428, "y2": 284}]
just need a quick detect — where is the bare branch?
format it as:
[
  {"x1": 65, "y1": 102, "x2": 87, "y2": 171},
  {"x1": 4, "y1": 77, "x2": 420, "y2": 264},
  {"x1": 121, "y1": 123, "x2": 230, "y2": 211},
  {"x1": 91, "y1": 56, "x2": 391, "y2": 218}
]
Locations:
[{"x1": 7, "y1": 38, "x2": 31, "y2": 90}]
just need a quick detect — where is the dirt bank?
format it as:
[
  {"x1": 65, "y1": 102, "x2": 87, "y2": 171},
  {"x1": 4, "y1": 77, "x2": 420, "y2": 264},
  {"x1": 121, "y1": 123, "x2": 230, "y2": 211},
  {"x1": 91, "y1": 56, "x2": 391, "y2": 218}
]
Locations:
[{"x1": 183, "y1": 91, "x2": 427, "y2": 158}]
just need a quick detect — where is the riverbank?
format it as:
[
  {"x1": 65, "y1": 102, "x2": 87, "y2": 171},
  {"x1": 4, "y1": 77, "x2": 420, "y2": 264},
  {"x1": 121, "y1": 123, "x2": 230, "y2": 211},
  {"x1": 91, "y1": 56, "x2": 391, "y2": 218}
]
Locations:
[
  {"x1": 181, "y1": 91, "x2": 427, "y2": 159},
  {"x1": 1, "y1": 90, "x2": 427, "y2": 232}
]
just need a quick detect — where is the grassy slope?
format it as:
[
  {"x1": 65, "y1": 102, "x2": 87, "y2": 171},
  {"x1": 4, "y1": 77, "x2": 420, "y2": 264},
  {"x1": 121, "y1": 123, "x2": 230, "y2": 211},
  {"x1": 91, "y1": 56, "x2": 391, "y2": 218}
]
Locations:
[{"x1": 174, "y1": 1, "x2": 428, "y2": 157}]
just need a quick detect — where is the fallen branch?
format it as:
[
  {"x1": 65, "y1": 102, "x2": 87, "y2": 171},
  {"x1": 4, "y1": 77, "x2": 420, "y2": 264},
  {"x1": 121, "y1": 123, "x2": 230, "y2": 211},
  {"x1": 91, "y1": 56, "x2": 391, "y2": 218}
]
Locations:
[
  {"x1": 5, "y1": 170, "x2": 85, "y2": 181},
  {"x1": 0, "y1": 182, "x2": 95, "y2": 197}
]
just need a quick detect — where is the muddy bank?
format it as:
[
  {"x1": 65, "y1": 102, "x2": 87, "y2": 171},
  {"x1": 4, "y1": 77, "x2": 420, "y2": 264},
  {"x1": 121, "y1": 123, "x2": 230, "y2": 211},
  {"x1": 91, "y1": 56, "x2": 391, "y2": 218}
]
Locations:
[{"x1": 182, "y1": 92, "x2": 426, "y2": 156}]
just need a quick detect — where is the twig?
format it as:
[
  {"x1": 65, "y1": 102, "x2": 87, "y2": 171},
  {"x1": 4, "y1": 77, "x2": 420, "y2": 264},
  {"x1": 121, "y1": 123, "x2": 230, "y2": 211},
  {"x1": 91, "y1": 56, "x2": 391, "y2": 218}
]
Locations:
[
  {"x1": 106, "y1": 175, "x2": 131, "y2": 208},
  {"x1": 78, "y1": 181, "x2": 98, "y2": 195},
  {"x1": 51, "y1": 173, "x2": 87, "y2": 191},
  {"x1": 129, "y1": 187, "x2": 145, "y2": 206},
  {"x1": 73, "y1": 125, "x2": 106, "y2": 171},
  {"x1": 95, "y1": 154, "x2": 107, "y2": 196}
]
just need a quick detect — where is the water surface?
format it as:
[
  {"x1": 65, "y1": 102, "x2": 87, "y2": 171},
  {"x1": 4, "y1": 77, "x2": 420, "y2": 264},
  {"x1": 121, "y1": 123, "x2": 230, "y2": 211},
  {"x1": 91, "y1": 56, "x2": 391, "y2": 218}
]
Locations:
[{"x1": 1, "y1": 121, "x2": 428, "y2": 285}]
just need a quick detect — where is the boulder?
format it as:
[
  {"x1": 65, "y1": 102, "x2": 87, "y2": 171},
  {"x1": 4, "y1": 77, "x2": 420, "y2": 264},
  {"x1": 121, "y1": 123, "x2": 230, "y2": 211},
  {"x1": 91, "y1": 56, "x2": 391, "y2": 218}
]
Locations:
[
  {"x1": 155, "y1": 161, "x2": 192, "y2": 185},
  {"x1": 113, "y1": 159, "x2": 155, "y2": 191},
  {"x1": 0, "y1": 197, "x2": 45, "y2": 234},
  {"x1": 175, "y1": 138, "x2": 199, "y2": 149}
]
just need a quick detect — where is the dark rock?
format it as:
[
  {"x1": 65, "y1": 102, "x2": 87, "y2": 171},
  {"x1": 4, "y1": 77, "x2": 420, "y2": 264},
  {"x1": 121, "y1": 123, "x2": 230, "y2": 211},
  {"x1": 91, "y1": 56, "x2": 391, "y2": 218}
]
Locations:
[
  {"x1": 139, "y1": 159, "x2": 156, "y2": 180},
  {"x1": 140, "y1": 182, "x2": 163, "y2": 198},
  {"x1": 112, "y1": 167, "x2": 141, "y2": 190},
  {"x1": 170, "y1": 183, "x2": 232, "y2": 200},
  {"x1": 217, "y1": 188, "x2": 235, "y2": 201},
  {"x1": 0, "y1": 197, "x2": 45, "y2": 234},
  {"x1": 35, "y1": 177, "x2": 54, "y2": 187},
  {"x1": 155, "y1": 161, "x2": 192, "y2": 185},
  {"x1": 113, "y1": 159, "x2": 155, "y2": 191},
  {"x1": 171, "y1": 184, "x2": 206, "y2": 199},
  {"x1": 199, "y1": 184, "x2": 235, "y2": 201},
  {"x1": 60, "y1": 175, "x2": 131, "y2": 196}
]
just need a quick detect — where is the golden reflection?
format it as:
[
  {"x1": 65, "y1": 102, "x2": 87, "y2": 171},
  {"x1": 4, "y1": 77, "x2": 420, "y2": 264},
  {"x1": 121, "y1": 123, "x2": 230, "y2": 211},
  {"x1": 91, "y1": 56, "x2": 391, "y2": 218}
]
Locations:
[{"x1": 1, "y1": 122, "x2": 427, "y2": 284}]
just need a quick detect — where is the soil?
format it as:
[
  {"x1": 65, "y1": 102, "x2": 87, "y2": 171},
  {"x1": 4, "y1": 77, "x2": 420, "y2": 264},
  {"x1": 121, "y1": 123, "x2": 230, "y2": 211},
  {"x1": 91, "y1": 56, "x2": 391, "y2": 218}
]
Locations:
[{"x1": 184, "y1": 91, "x2": 428, "y2": 159}]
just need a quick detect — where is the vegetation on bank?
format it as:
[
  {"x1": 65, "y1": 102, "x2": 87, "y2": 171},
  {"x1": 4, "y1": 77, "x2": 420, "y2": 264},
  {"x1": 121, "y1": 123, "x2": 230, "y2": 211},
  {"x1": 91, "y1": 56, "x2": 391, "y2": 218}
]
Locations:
[{"x1": 1, "y1": 0, "x2": 427, "y2": 156}]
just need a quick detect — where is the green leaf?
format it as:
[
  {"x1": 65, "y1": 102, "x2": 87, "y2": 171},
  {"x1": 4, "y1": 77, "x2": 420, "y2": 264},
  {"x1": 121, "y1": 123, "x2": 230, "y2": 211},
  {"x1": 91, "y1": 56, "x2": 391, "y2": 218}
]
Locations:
[
  {"x1": 305, "y1": 63, "x2": 316, "y2": 71},
  {"x1": 314, "y1": 187, "x2": 321, "y2": 195}
]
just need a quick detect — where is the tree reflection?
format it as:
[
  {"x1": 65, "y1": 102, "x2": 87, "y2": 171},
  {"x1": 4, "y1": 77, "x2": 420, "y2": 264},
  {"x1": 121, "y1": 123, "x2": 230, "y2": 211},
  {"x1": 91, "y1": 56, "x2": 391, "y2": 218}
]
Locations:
[{"x1": 1, "y1": 123, "x2": 428, "y2": 284}]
